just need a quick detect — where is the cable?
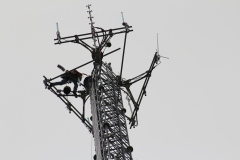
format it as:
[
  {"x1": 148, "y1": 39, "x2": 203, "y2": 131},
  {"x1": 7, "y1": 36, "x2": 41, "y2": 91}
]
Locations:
[{"x1": 91, "y1": 135, "x2": 92, "y2": 160}]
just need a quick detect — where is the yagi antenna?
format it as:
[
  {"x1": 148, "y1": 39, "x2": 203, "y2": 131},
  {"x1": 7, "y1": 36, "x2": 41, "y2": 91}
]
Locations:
[{"x1": 87, "y1": 4, "x2": 97, "y2": 49}]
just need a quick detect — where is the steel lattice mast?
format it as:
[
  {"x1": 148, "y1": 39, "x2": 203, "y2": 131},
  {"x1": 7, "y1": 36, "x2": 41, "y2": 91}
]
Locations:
[
  {"x1": 43, "y1": 4, "x2": 163, "y2": 160},
  {"x1": 90, "y1": 63, "x2": 133, "y2": 160},
  {"x1": 87, "y1": 5, "x2": 133, "y2": 159}
]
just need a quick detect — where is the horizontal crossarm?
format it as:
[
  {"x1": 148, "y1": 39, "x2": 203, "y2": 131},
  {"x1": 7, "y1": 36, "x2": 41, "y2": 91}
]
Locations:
[
  {"x1": 46, "y1": 48, "x2": 120, "y2": 82},
  {"x1": 54, "y1": 26, "x2": 133, "y2": 45}
]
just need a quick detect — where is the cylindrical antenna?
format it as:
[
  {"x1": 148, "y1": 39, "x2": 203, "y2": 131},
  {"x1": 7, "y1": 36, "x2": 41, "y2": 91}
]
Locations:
[
  {"x1": 121, "y1": 12, "x2": 129, "y2": 27},
  {"x1": 121, "y1": 12, "x2": 125, "y2": 23},
  {"x1": 56, "y1": 22, "x2": 61, "y2": 44},
  {"x1": 56, "y1": 22, "x2": 59, "y2": 32}
]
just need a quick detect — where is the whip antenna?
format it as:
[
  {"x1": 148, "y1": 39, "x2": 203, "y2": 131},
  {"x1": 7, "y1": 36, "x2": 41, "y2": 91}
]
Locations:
[
  {"x1": 157, "y1": 33, "x2": 169, "y2": 60},
  {"x1": 121, "y1": 12, "x2": 124, "y2": 23},
  {"x1": 157, "y1": 33, "x2": 159, "y2": 54},
  {"x1": 56, "y1": 22, "x2": 61, "y2": 44}
]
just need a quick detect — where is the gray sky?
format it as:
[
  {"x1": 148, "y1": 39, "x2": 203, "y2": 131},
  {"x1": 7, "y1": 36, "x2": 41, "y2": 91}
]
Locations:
[{"x1": 1, "y1": 1, "x2": 240, "y2": 160}]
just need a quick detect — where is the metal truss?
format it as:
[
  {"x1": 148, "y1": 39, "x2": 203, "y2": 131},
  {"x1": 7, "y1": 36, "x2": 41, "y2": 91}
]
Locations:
[
  {"x1": 119, "y1": 52, "x2": 161, "y2": 128},
  {"x1": 90, "y1": 62, "x2": 133, "y2": 160},
  {"x1": 43, "y1": 76, "x2": 93, "y2": 133}
]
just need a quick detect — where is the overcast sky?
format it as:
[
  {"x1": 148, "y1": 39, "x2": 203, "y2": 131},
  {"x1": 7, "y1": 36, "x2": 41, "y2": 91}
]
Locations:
[{"x1": 1, "y1": 1, "x2": 240, "y2": 160}]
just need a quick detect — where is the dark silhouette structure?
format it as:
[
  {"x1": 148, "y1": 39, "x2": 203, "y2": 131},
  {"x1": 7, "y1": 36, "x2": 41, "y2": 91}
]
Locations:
[{"x1": 43, "y1": 4, "x2": 163, "y2": 160}]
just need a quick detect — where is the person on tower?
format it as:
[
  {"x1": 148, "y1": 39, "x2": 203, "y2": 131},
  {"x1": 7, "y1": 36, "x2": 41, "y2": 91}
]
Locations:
[{"x1": 49, "y1": 69, "x2": 87, "y2": 98}]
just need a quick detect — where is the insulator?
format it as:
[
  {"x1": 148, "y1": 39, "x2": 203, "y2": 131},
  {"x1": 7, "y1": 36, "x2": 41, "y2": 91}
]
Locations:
[{"x1": 63, "y1": 86, "x2": 71, "y2": 95}]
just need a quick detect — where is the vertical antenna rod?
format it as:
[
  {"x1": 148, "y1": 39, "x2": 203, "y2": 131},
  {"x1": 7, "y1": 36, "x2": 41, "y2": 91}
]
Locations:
[
  {"x1": 56, "y1": 22, "x2": 59, "y2": 31},
  {"x1": 121, "y1": 12, "x2": 125, "y2": 23},
  {"x1": 56, "y1": 22, "x2": 61, "y2": 44},
  {"x1": 156, "y1": 33, "x2": 169, "y2": 60},
  {"x1": 157, "y1": 33, "x2": 159, "y2": 54},
  {"x1": 87, "y1": 4, "x2": 97, "y2": 49}
]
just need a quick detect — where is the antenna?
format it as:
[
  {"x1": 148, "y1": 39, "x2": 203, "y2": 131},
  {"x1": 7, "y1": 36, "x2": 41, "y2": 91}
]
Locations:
[
  {"x1": 156, "y1": 33, "x2": 169, "y2": 62},
  {"x1": 56, "y1": 22, "x2": 59, "y2": 31},
  {"x1": 56, "y1": 22, "x2": 61, "y2": 44},
  {"x1": 87, "y1": 4, "x2": 97, "y2": 49},
  {"x1": 157, "y1": 33, "x2": 159, "y2": 54},
  {"x1": 121, "y1": 12, "x2": 129, "y2": 27},
  {"x1": 121, "y1": 12, "x2": 124, "y2": 23}
]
